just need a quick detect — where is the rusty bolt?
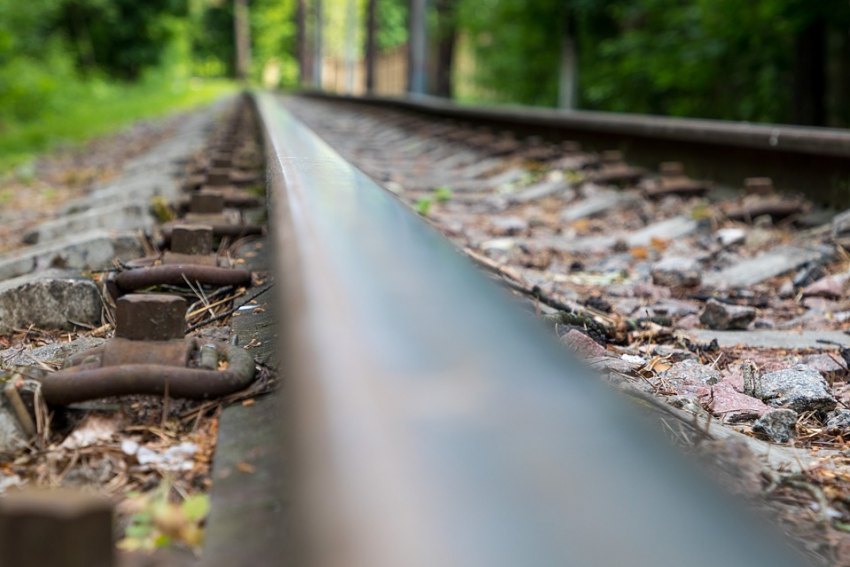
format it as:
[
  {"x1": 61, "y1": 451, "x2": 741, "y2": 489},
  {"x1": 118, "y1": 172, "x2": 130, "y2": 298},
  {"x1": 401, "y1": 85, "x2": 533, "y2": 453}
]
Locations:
[
  {"x1": 115, "y1": 294, "x2": 186, "y2": 341},
  {"x1": 0, "y1": 488, "x2": 113, "y2": 567},
  {"x1": 205, "y1": 168, "x2": 231, "y2": 186},
  {"x1": 190, "y1": 191, "x2": 225, "y2": 214},
  {"x1": 601, "y1": 150, "x2": 623, "y2": 164},
  {"x1": 526, "y1": 135, "x2": 543, "y2": 147},
  {"x1": 172, "y1": 225, "x2": 213, "y2": 256},
  {"x1": 560, "y1": 140, "x2": 581, "y2": 153},
  {"x1": 744, "y1": 177, "x2": 774, "y2": 195},
  {"x1": 210, "y1": 153, "x2": 232, "y2": 168},
  {"x1": 660, "y1": 162, "x2": 684, "y2": 177}
]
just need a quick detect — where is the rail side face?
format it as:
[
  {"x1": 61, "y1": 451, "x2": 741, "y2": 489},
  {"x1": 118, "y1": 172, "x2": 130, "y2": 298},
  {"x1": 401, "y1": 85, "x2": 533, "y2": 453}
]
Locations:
[
  {"x1": 256, "y1": 91, "x2": 807, "y2": 567},
  {"x1": 305, "y1": 91, "x2": 850, "y2": 208}
]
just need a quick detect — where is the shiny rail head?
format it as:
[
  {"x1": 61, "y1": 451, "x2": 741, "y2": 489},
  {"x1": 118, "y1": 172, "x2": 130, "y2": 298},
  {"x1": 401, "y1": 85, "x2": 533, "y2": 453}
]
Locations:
[{"x1": 255, "y1": 92, "x2": 810, "y2": 567}]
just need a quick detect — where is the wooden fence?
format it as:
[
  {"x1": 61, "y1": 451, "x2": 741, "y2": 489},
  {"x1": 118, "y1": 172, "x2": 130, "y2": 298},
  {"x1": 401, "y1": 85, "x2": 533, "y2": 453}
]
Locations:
[{"x1": 321, "y1": 45, "x2": 408, "y2": 96}]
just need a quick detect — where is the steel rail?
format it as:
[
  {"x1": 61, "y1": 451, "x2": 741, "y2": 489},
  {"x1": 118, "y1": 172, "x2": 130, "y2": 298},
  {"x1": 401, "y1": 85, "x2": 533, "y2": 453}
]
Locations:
[
  {"x1": 315, "y1": 92, "x2": 850, "y2": 157},
  {"x1": 303, "y1": 91, "x2": 850, "y2": 208},
  {"x1": 257, "y1": 91, "x2": 809, "y2": 567}
]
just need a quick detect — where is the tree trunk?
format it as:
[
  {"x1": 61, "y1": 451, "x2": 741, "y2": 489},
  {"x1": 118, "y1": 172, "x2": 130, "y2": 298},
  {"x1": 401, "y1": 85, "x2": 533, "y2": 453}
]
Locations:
[
  {"x1": 343, "y1": 0, "x2": 358, "y2": 93},
  {"x1": 313, "y1": 0, "x2": 324, "y2": 89},
  {"x1": 408, "y1": 0, "x2": 428, "y2": 94},
  {"x1": 365, "y1": 0, "x2": 378, "y2": 94},
  {"x1": 793, "y1": 18, "x2": 826, "y2": 126},
  {"x1": 433, "y1": 0, "x2": 456, "y2": 98},
  {"x1": 234, "y1": 0, "x2": 251, "y2": 82},
  {"x1": 297, "y1": 0, "x2": 309, "y2": 85},
  {"x1": 826, "y1": 23, "x2": 850, "y2": 127},
  {"x1": 557, "y1": 10, "x2": 578, "y2": 109}
]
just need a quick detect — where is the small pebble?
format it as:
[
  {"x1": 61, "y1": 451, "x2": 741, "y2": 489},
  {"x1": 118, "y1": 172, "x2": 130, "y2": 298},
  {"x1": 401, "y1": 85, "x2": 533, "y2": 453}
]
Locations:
[{"x1": 699, "y1": 298, "x2": 756, "y2": 330}]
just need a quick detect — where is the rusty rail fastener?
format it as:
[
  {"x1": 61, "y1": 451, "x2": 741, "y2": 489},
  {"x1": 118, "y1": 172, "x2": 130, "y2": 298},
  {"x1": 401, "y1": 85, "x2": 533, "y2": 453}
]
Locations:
[
  {"x1": 0, "y1": 488, "x2": 113, "y2": 567},
  {"x1": 160, "y1": 223, "x2": 264, "y2": 244},
  {"x1": 191, "y1": 191, "x2": 225, "y2": 214},
  {"x1": 161, "y1": 225, "x2": 219, "y2": 267},
  {"x1": 184, "y1": 188, "x2": 263, "y2": 210},
  {"x1": 121, "y1": 225, "x2": 221, "y2": 270},
  {"x1": 114, "y1": 264, "x2": 252, "y2": 292},
  {"x1": 660, "y1": 161, "x2": 684, "y2": 177},
  {"x1": 205, "y1": 168, "x2": 232, "y2": 187},
  {"x1": 41, "y1": 339, "x2": 256, "y2": 405},
  {"x1": 210, "y1": 152, "x2": 232, "y2": 168}
]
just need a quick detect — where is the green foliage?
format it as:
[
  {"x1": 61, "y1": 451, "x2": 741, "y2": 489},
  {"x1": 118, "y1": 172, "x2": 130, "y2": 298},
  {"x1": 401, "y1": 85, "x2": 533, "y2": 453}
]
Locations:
[
  {"x1": 0, "y1": 0, "x2": 243, "y2": 169},
  {"x1": 118, "y1": 489, "x2": 210, "y2": 552},
  {"x1": 455, "y1": 0, "x2": 850, "y2": 124},
  {"x1": 457, "y1": 0, "x2": 567, "y2": 106},
  {"x1": 433, "y1": 186, "x2": 453, "y2": 203},
  {"x1": 576, "y1": 0, "x2": 800, "y2": 121},
  {"x1": 377, "y1": 0, "x2": 408, "y2": 50},
  {"x1": 414, "y1": 197, "x2": 432, "y2": 216},
  {"x1": 250, "y1": 0, "x2": 298, "y2": 87},
  {"x1": 189, "y1": 0, "x2": 297, "y2": 87},
  {"x1": 0, "y1": 75, "x2": 235, "y2": 171},
  {"x1": 190, "y1": 0, "x2": 235, "y2": 77},
  {"x1": 56, "y1": 0, "x2": 189, "y2": 80}
]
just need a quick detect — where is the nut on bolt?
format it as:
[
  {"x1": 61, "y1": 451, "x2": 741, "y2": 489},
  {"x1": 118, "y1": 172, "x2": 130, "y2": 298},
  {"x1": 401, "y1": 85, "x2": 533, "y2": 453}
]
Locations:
[
  {"x1": 744, "y1": 177, "x2": 774, "y2": 195},
  {"x1": 600, "y1": 150, "x2": 624, "y2": 164},
  {"x1": 659, "y1": 161, "x2": 684, "y2": 177},
  {"x1": 115, "y1": 294, "x2": 187, "y2": 342},
  {"x1": 171, "y1": 224, "x2": 213, "y2": 256},
  {"x1": 205, "y1": 168, "x2": 231, "y2": 187},
  {"x1": 190, "y1": 191, "x2": 225, "y2": 214}
]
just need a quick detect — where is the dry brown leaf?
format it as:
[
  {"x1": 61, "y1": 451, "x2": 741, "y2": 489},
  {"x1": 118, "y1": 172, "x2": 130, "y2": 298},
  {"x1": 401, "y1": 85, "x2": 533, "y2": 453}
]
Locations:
[
  {"x1": 650, "y1": 237, "x2": 669, "y2": 251},
  {"x1": 572, "y1": 218, "x2": 591, "y2": 232},
  {"x1": 630, "y1": 247, "x2": 649, "y2": 260}
]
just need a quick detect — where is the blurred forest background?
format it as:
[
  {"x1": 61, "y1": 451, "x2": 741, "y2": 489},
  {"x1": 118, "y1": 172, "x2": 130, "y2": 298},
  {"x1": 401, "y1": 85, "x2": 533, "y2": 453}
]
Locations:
[{"x1": 2, "y1": 0, "x2": 849, "y2": 166}]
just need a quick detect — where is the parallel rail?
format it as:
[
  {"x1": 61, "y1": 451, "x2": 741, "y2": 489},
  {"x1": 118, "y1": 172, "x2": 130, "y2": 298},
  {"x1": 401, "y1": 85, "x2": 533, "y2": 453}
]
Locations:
[
  {"x1": 305, "y1": 91, "x2": 850, "y2": 208},
  {"x1": 256, "y1": 92, "x2": 809, "y2": 567}
]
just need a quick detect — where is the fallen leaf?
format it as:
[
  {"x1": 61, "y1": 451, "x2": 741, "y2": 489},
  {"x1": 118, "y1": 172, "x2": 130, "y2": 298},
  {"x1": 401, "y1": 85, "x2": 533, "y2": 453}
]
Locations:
[
  {"x1": 237, "y1": 462, "x2": 256, "y2": 474},
  {"x1": 650, "y1": 237, "x2": 669, "y2": 251},
  {"x1": 630, "y1": 247, "x2": 649, "y2": 260},
  {"x1": 637, "y1": 356, "x2": 672, "y2": 375}
]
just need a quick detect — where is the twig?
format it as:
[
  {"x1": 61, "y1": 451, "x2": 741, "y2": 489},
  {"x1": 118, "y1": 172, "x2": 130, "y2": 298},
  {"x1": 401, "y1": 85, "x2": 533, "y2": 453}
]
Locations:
[
  {"x1": 185, "y1": 285, "x2": 235, "y2": 315},
  {"x1": 161, "y1": 380, "x2": 170, "y2": 428},
  {"x1": 182, "y1": 274, "x2": 213, "y2": 318},
  {"x1": 185, "y1": 283, "x2": 274, "y2": 333},
  {"x1": 186, "y1": 290, "x2": 243, "y2": 319},
  {"x1": 778, "y1": 479, "x2": 831, "y2": 525}
]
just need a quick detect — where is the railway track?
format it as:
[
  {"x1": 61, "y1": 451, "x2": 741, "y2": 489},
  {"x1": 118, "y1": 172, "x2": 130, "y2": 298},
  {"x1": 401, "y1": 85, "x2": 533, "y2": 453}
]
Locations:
[{"x1": 1, "y1": 91, "x2": 849, "y2": 566}]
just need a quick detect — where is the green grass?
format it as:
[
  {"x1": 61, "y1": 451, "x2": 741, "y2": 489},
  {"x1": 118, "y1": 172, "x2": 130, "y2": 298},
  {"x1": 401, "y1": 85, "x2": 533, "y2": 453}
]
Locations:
[{"x1": 0, "y1": 77, "x2": 237, "y2": 172}]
